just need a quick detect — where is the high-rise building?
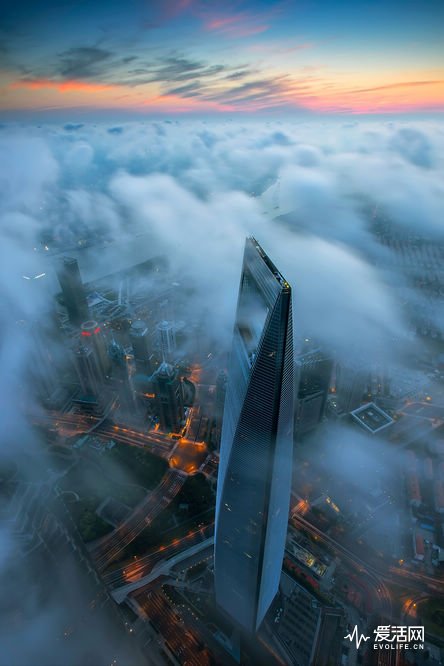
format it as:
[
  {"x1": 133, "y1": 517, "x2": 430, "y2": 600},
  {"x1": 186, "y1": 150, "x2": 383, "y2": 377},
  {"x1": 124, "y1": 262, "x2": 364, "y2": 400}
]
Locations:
[
  {"x1": 74, "y1": 344, "x2": 102, "y2": 397},
  {"x1": 21, "y1": 271, "x2": 60, "y2": 400},
  {"x1": 80, "y1": 320, "x2": 111, "y2": 379},
  {"x1": 156, "y1": 320, "x2": 176, "y2": 363},
  {"x1": 109, "y1": 340, "x2": 136, "y2": 414},
  {"x1": 28, "y1": 321, "x2": 59, "y2": 401},
  {"x1": 129, "y1": 320, "x2": 153, "y2": 375},
  {"x1": 294, "y1": 348, "x2": 332, "y2": 438},
  {"x1": 334, "y1": 361, "x2": 369, "y2": 414},
  {"x1": 152, "y1": 361, "x2": 184, "y2": 433},
  {"x1": 214, "y1": 237, "x2": 294, "y2": 633},
  {"x1": 214, "y1": 370, "x2": 227, "y2": 451},
  {"x1": 56, "y1": 257, "x2": 89, "y2": 326}
]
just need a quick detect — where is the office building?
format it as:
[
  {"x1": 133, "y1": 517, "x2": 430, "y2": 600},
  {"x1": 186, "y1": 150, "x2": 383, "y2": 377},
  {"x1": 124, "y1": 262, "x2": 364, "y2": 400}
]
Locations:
[
  {"x1": 214, "y1": 237, "x2": 294, "y2": 633},
  {"x1": 214, "y1": 370, "x2": 227, "y2": 451},
  {"x1": 268, "y1": 573, "x2": 345, "y2": 666},
  {"x1": 74, "y1": 344, "x2": 102, "y2": 398},
  {"x1": 294, "y1": 348, "x2": 332, "y2": 438},
  {"x1": 334, "y1": 361, "x2": 369, "y2": 414},
  {"x1": 156, "y1": 320, "x2": 176, "y2": 363},
  {"x1": 19, "y1": 272, "x2": 71, "y2": 410},
  {"x1": 152, "y1": 362, "x2": 184, "y2": 433},
  {"x1": 80, "y1": 320, "x2": 111, "y2": 379},
  {"x1": 129, "y1": 320, "x2": 153, "y2": 375},
  {"x1": 56, "y1": 257, "x2": 89, "y2": 326},
  {"x1": 108, "y1": 340, "x2": 135, "y2": 413},
  {"x1": 29, "y1": 322, "x2": 59, "y2": 401}
]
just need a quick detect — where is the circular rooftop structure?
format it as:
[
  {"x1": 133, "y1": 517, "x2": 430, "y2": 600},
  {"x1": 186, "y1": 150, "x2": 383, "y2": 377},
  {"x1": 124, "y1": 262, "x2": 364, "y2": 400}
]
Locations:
[
  {"x1": 131, "y1": 320, "x2": 148, "y2": 334},
  {"x1": 157, "y1": 320, "x2": 172, "y2": 331},
  {"x1": 81, "y1": 320, "x2": 100, "y2": 334}
]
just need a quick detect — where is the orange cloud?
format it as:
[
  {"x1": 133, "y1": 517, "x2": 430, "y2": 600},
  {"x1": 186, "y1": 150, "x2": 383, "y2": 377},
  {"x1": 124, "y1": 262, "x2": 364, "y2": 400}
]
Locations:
[
  {"x1": 308, "y1": 78, "x2": 444, "y2": 113},
  {"x1": 288, "y1": 81, "x2": 444, "y2": 114},
  {"x1": 6, "y1": 76, "x2": 234, "y2": 114},
  {"x1": 4, "y1": 70, "x2": 444, "y2": 116},
  {"x1": 9, "y1": 79, "x2": 121, "y2": 94},
  {"x1": 234, "y1": 74, "x2": 444, "y2": 114},
  {"x1": 343, "y1": 79, "x2": 443, "y2": 95}
]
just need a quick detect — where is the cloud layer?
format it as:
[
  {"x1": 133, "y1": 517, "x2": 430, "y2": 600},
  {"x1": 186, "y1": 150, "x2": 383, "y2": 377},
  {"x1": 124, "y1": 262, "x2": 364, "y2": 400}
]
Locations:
[
  {"x1": 2, "y1": 118, "x2": 444, "y2": 355},
  {"x1": 0, "y1": 116, "x2": 444, "y2": 663}
]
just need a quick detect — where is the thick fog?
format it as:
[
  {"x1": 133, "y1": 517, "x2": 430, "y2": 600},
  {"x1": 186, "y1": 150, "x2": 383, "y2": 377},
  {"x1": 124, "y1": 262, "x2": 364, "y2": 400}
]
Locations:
[
  {"x1": 1, "y1": 117, "x2": 444, "y2": 664},
  {"x1": 3, "y1": 119, "x2": 444, "y2": 351}
]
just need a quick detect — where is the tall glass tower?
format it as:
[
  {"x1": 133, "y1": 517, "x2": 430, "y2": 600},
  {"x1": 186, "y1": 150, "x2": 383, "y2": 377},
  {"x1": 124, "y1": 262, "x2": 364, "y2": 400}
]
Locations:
[
  {"x1": 56, "y1": 256, "x2": 89, "y2": 326},
  {"x1": 214, "y1": 237, "x2": 294, "y2": 633}
]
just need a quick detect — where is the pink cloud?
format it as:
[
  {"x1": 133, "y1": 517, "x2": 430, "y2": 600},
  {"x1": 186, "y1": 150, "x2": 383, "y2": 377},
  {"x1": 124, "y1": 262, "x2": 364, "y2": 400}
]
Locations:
[
  {"x1": 9, "y1": 79, "x2": 120, "y2": 94},
  {"x1": 203, "y1": 12, "x2": 269, "y2": 38}
]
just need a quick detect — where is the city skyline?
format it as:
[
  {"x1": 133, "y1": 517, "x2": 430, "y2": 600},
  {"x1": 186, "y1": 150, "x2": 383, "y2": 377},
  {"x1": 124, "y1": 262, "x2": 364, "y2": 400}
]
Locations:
[{"x1": 1, "y1": 0, "x2": 444, "y2": 117}]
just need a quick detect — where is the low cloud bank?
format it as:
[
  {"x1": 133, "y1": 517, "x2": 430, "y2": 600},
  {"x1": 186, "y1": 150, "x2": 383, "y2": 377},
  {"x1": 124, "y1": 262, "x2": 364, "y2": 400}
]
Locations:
[{"x1": 0, "y1": 117, "x2": 443, "y2": 663}]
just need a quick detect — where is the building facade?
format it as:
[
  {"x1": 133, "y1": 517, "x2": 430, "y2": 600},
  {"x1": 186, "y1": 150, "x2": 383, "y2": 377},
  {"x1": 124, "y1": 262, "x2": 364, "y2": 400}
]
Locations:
[
  {"x1": 74, "y1": 344, "x2": 102, "y2": 398},
  {"x1": 214, "y1": 370, "x2": 227, "y2": 451},
  {"x1": 294, "y1": 348, "x2": 332, "y2": 438},
  {"x1": 80, "y1": 320, "x2": 111, "y2": 379},
  {"x1": 57, "y1": 256, "x2": 89, "y2": 326},
  {"x1": 129, "y1": 320, "x2": 153, "y2": 375},
  {"x1": 214, "y1": 237, "x2": 294, "y2": 633},
  {"x1": 334, "y1": 361, "x2": 369, "y2": 414},
  {"x1": 152, "y1": 361, "x2": 184, "y2": 433},
  {"x1": 156, "y1": 320, "x2": 176, "y2": 363}
]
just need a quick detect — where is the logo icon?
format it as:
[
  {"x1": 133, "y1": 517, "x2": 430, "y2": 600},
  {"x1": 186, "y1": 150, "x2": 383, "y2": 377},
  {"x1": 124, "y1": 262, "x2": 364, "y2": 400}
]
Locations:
[
  {"x1": 344, "y1": 626, "x2": 371, "y2": 649},
  {"x1": 344, "y1": 625, "x2": 425, "y2": 652}
]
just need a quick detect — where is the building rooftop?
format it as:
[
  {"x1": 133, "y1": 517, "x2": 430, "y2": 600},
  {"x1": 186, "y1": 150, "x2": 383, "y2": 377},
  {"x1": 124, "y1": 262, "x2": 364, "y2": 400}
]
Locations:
[
  {"x1": 351, "y1": 402, "x2": 394, "y2": 434},
  {"x1": 130, "y1": 320, "x2": 148, "y2": 334},
  {"x1": 155, "y1": 361, "x2": 175, "y2": 378},
  {"x1": 157, "y1": 320, "x2": 172, "y2": 330},
  {"x1": 274, "y1": 573, "x2": 321, "y2": 666},
  {"x1": 268, "y1": 572, "x2": 345, "y2": 666},
  {"x1": 248, "y1": 236, "x2": 291, "y2": 291}
]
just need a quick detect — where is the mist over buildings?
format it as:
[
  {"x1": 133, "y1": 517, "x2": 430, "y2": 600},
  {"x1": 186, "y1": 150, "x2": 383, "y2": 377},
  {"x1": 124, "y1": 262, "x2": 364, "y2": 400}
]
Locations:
[
  {"x1": 3, "y1": 118, "x2": 444, "y2": 354},
  {"x1": 0, "y1": 117, "x2": 444, "y2": 664}
]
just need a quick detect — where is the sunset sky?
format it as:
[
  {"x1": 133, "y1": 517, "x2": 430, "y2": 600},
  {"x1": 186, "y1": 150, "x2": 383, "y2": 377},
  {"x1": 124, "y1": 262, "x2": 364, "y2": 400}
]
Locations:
[{"x1": 1, "y1": 0, "x2": 443, "y2": 117}]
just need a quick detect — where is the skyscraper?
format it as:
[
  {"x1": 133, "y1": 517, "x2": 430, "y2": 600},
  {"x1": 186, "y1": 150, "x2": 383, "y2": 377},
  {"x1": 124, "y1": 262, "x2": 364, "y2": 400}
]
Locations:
[
  {"x1": 129, "y1": 320, "x2": 153, "y2": 375},
  {"x1": 80, "y1": 320, "x2": 111, "y2": 379},
  {"x1": 294, "y1": 348, "x2": 333, "y2": 438},
  {"x1": 109, "y1": 339, "x2": 136, "y2": 413},
  {"x1": 214, "y1": 370, "x2": 227, "y2": 451},
  {"x1": 56, "y1": 257, "x2": 89, "y2": 326},
  {"x1": 21, "y1": 271, "x2": 72, "y2": 408},
  {"x1": 152, "y1": 361, "x2": 184, "y2": 433},
  {"x1": 334, "y1": 361, "x2": 369, "y2": 414},
  {"x1": 214, "y1": 237, "x2": 294, "y2": 633},
  {"x1": 74, "y1": 344, "x2": 102, "y2": 397},
  {"x1": 32, "y1": 322, "x2": 59, "y2": 401},
  {"x1": 156, "y1": 320, "x2": 176, "y2": 363}
]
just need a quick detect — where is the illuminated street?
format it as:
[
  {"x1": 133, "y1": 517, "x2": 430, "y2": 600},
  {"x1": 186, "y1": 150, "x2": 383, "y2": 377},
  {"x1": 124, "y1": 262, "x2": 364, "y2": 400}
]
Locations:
[
  {"x1": 90, "y1": 469, "x2": 187, "y2": 571},
  {"x1": 169, "y1": 439, "x2": 208, "y2": 474}
]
